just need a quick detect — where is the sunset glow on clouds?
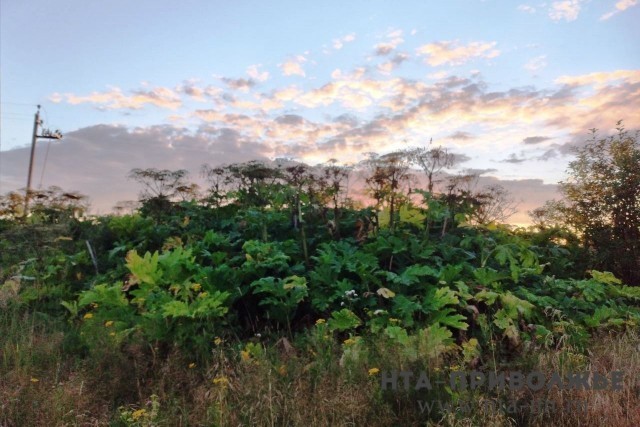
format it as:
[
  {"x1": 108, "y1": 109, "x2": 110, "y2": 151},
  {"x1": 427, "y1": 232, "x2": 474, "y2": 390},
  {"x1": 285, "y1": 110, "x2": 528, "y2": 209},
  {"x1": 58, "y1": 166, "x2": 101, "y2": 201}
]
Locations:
[{"x1": 1, "y1": 0, "x2": 638, "y2": 224}]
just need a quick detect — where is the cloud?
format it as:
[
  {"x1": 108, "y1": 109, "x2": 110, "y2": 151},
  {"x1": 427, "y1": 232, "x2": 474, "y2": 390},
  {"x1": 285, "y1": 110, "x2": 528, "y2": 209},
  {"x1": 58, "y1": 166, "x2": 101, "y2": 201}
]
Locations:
[
  {"x1": 448, "y1": 131, "x2": 475, "y2": 140},
  {"x1": 523, "y1": 136, "x2": 552, "y2": 144},
  {"x1": 280, "y1": 56, "x2": 307, "y2": 77},
  {"x1": 373, "y1": 29, "x2": 404, "y2": 56},
  {"x1": 333, "y1": 33, "x2": 356, "y2": 50},
  {"x1": 275, "y1": 114, "x2": 305, "y2": 125},
  {"x1": 177, "y1": 81, "x2": 207, "y2": 101},
  {"x1": 517, "y1": 4, "x2": 536, "y2": 13},
  {"x1": 45, "y1": 52, "x2": 640, "y2": 184},
  {"x1": 221, "y1": 77, "x2": 256, "y2": 92},
  {"x1": 501, "y1": 153, "x2": 528, "y2": 163},
  {"x1": 524, "y1": 55, "x2": 547, "y2": 72},
  {"x1": 246, "y1": 64, "x2": 270, "y2": 82},
  {"x1": 416, "y1": 40, "x2": 500, "y2": 66},
  {"x1": 375, "y1": 44, "x2": 395, "y2": 56},
  {"x1": 53, "y1": 86, "x2": 182, "y2": 110},
  {"x1": 549, "y1": 1, "x2": 584, "y2": 21},
  {"x1": 537, "y1": 148, "x2": 558, "y2": 160},
  {"x1": 427, "y1": 71, "x2": 449, "y2": 80},
  {"x1": 377, "y1": 54, "x2": 409, "y2": 75},
  {"x1": 555, "y1": 69, "x2": 640, "y2": 87},
  {"x1": 462, "y1": 168, "x2": 498, "y2": 175},
  {"x1": 450, "y1": 153, "x2": 472, "y2": 165},
  {"x1": 600, "y1": 0, "x2": 638, "y2": 20}
]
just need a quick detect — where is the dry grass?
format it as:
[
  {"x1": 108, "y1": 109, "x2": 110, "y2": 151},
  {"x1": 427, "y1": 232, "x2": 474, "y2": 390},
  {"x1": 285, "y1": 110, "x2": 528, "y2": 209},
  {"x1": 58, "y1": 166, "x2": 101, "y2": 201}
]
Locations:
[
  {"x1": 523, "y1": 330, "x2": 640, "y2": 427},
  {"x1": 1, "y1": 312, "x2": 638, "y2": 426}
]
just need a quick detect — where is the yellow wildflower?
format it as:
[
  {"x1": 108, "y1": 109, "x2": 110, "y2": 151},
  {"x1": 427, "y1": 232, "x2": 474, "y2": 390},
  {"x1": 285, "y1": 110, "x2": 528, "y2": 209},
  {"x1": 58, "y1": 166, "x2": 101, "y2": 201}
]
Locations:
[
  {"x1": 315, "y1": 318, "x2": 326, "y2": 325},
  {"x1": 131, "y1": 408, "x2": 147, "y2": 420},
  {"x1": 343, "y1": 338, "x2": 356, "y2": 346},
  {"x1": 188, "y1": 363, "x2": 196, "y2": 369},
  {"x1": 214, "y1": 337, "x2": 223, "y2": 345},
  {"x1": 450, "y1": 365, "x2": 460, "y2": 372},
  {"x1": 241, "y1": 350, "x2": 251, "y2": 361},
  {"x1": 104, "y1": 320, "x2": 114, "y2": 327},
  {"x1": 368, "y1": 368, "x2": 380, "y2": 376},
  {"x1": 212, "y1": 376, "x2": 229, "y2": 386},
  {"x1": 30, "y1": 377, "x2": 39, "y2": 383},
  {"x1": 389, "y1": 318, "x2": 400, "y2": 324},
  {"x1": 191, "y1": 283, "x2": 202, "y2": 292},
  {"x1": 198, "y1": 291, "x2": 208, "y2": 298},
  {"x1": 83, "y1": 313, "x2": 93, "y2": 320}
]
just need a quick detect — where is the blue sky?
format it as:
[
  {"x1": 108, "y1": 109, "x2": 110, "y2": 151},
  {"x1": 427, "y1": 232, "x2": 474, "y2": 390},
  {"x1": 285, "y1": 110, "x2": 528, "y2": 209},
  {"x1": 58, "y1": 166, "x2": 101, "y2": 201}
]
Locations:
[{"x1": 1, "y1": 0, "x2": 639, "y2": 223}]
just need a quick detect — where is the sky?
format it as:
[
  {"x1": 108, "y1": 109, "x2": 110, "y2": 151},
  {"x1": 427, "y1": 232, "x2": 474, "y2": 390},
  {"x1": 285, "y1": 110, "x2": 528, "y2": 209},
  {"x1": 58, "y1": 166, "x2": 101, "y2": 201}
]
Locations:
[{"x1": 1, "y1": 0, "x2": 639, "y2": 224}]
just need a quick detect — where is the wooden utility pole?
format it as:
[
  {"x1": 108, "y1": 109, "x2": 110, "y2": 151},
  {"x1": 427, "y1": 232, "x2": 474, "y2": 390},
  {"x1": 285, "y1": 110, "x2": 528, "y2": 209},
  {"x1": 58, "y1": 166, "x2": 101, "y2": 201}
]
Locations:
[{"x1": 24, "y1": 105, "x2": 62, "y2": 217}]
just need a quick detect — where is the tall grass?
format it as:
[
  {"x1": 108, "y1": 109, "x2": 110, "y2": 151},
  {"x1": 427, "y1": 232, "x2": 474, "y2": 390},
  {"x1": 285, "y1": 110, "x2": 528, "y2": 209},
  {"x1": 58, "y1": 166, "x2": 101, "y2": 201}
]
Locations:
[{"x1": 1, "y1": 309, "x2": 638, "y2": 426}]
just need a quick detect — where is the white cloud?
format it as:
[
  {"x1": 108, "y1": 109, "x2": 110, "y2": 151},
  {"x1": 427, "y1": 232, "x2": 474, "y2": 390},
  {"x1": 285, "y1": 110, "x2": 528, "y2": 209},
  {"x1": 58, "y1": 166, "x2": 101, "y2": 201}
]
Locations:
[
  {"x1": 377, "y1": 62, "x2": 394, "y2": 75},
  {"x1": 49, "y1": 92, "x2": 64, "y2": 103},
  {"x1": 524, "y1": 55, "x2": 547, "y2": 72},
  {"x1": 373, "y1": 29, "x2": 405, "y2": 56},
  {"x1": 333, "y1": 33, "x2": 356, "y2": 50},
  {"x1": 247, "y1": 64, "x2": 270, "y2": 82},
  {"x1": 517, "y1": 4, "x2": 536, "y2": 13},
  {"x1": 427, "y1": 71, "x2": 449, "y2": 80},
  {"x1": 549, "y1": 0, "x2": 584, "y2": 22},
  {"x1": 280, "y1": 55, "x2": 307, "y2": 77},
  {"x1": 600, "y1": 0, "x2": 638, "y2": 20},
  {"x1": 58, "y1": 86, "x2": 182, "y2": 110},
  {"x1": 416, "y1": 40, "x2": 500, "y2": 66},
  {"x1": 555, "y1": 69, "x2": 640, "y2": 87}
]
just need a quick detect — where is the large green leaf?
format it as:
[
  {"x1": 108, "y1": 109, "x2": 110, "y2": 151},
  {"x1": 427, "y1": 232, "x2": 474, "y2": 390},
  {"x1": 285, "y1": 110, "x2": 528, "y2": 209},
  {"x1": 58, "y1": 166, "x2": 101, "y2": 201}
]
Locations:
[
  {"x1": 329, "y1": 308, "x2": 362, "y2": 331},
  {"x1": 126, "y1": 250, "x2": 162, "y2": 285}
]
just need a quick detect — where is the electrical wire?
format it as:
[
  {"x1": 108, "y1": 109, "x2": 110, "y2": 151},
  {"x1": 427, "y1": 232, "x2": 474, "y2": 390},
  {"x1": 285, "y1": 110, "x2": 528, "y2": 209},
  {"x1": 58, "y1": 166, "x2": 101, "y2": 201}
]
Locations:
[{"x1": 38, "y1": 139, "x2": 52, "y2": 189}]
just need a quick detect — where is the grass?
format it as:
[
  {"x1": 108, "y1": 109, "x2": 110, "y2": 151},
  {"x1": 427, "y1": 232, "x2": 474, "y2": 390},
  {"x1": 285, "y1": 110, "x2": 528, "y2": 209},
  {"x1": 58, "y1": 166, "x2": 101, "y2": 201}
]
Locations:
[{"x1": 1, "y1": 307, "x2": 638, "y2": 426}]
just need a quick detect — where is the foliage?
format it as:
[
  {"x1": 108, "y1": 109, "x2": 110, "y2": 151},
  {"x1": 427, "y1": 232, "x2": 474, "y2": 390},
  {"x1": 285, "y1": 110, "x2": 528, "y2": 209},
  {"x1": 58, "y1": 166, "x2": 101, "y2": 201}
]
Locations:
[
  {"x1": 2, "y1": 137, "x2": 639, "y2": 424},
  {"x1": 558, "y1": 123, "x2": 640, "y2": 284},
  {"x1": 75, "y1": 246, "x2": 230, "y2": 354}
]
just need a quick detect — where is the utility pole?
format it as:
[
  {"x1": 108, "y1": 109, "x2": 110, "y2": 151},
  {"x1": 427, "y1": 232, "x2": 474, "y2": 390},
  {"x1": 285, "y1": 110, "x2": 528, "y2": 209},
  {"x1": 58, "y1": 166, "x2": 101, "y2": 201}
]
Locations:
[{"x1": 24, "y1": 105, "x2": 62, "y2": 217}]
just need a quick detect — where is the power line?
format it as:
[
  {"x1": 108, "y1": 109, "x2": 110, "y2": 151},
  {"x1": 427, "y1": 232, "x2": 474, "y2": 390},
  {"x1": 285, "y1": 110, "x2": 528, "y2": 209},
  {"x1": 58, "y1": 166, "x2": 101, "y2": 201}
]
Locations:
[
  {"x1": 38, "y1": 139, "x2": 53, "y2": 189},
  {"x1": 24, "y1": 105, "x2": 63, "y2": 216},
  {"x1": 0, "y1": 102, "x2": 38, "y2": 106},
  {"x1": 1, "y1": 112, "x2": 34, "y2": 117}
]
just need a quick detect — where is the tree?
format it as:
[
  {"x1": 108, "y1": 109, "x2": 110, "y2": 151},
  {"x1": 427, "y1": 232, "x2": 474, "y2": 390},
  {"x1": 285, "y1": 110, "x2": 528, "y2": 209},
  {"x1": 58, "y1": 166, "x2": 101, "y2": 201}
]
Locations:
[
  {"x1": 528, "y1": 200, "x2": 566, "y2": 230},
  {"x1": 470, "y1": 184, "x2": 518, "y2": 225},
  {"x1": 559, "y1": 123, "x2": 640, "y2": 284}
]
